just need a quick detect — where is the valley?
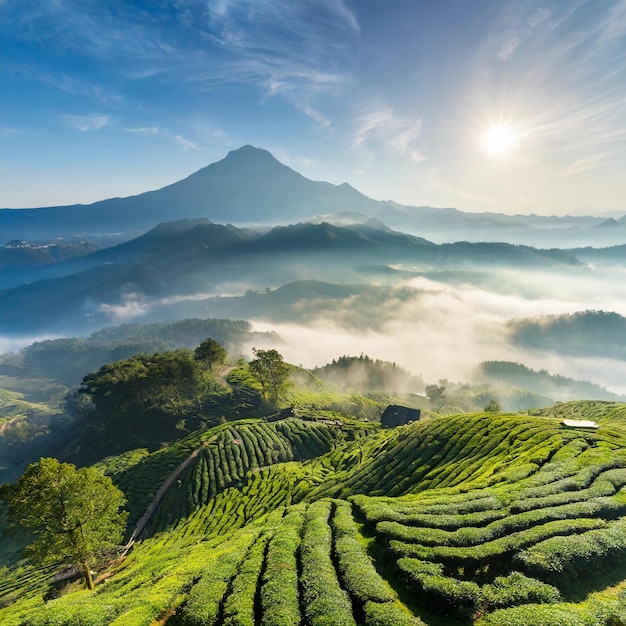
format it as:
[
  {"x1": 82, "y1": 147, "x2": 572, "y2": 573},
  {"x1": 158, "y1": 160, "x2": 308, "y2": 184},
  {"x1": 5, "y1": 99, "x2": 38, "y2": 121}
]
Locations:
[{"x1": 1, "y1": 147, "x2": 625, "y2": 625}]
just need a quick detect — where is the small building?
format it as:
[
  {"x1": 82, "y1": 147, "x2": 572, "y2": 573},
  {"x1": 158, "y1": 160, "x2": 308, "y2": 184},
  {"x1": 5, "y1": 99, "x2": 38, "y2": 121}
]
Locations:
[
  {"x1": 381, "y1": 405, "x2": 421, "y2": 428},
  {"x1": 561, "y1": 419, "x2": 599, "y2": 430}
]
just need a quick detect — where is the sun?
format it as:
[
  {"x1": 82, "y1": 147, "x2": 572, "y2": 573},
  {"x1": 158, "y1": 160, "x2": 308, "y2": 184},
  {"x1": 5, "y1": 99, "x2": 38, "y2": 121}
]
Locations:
[{"x1": 481, "y1": 123, "x2": 518, "y2": 157}]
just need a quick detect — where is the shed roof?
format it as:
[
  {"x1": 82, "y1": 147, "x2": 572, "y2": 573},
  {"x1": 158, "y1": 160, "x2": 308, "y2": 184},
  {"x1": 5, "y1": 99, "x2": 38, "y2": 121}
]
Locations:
[{"x1": 561, "y1": 419, "x2": 599, "y2": 429}]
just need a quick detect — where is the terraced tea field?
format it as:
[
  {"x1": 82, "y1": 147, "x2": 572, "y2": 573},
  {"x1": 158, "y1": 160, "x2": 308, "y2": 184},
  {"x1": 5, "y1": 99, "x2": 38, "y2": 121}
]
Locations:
[{"x1": 1, "y1": 402, "x2": 625, "y2": 625}]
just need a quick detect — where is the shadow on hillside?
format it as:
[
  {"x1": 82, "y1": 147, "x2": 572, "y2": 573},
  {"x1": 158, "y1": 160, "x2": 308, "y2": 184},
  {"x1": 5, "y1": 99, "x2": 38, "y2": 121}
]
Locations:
[
  {"x1": 352, "y1": 502, "x2": 472, "y2": 626},
  {"x1": 560, "y1": 555, "x2": 626, "y2": 603}
]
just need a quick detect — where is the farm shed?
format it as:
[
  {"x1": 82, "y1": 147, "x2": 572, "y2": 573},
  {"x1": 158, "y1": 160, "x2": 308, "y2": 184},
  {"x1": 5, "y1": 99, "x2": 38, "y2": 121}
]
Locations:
[{"x1": 381, "y1": 405, "x2": 421, "y2": 428}]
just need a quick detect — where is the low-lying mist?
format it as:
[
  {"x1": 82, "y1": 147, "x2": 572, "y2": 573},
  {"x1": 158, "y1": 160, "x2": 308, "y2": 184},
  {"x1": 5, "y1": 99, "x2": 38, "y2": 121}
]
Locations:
[
  {"x1": 242, "y1": 269, "x2": 626, "y2": 396},
  {"x1": 2, "y1": 260, "x2": 625, "y2": 397}
]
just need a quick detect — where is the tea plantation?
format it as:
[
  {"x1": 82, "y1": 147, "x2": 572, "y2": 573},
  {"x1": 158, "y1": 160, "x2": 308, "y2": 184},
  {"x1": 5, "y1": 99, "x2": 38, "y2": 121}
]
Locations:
[{"x1": 1, "y1": 401, "x2": 625, "y2": 625}]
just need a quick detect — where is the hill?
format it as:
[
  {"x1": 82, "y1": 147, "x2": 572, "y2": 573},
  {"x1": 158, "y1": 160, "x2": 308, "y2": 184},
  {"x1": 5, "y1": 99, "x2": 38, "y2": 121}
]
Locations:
[
  {"x1": 1, "y1": 400, "x2": 625, "y2": 625},
  {"x1": 480, "y1": 361, "x2": 626, "y2": 402},
  {"x1": 509, "y1": 311, "x2": 626, "y2": 361}
]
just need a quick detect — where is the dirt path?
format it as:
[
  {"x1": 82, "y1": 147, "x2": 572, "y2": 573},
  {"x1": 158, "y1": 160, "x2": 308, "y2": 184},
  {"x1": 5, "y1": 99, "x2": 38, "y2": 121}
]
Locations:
[{"x1": 122, "y1": 442, "x2": 207, "y2": 553}]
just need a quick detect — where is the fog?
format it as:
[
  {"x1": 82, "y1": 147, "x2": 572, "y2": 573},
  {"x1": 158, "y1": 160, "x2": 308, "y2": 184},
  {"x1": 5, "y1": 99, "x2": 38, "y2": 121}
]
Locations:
[
  {"x1": 2, "y1": 260, "x2": 625, "y2": 396},
  {"x1": 243, "y1": 269, "x2": 626, "y2": 395}
]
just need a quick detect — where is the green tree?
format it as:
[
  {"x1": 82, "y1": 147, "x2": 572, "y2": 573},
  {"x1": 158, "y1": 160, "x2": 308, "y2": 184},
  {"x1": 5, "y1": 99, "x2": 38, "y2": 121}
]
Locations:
[
  {"x1": 484, "y1": 399, "x2": 501, "y2": 412},
  {"x1": 7, "y1": 458, "x2": 128, "y2": 590},
  {"x1": 248, "y1": 348, "x2": 290, "y2": 406},
  {"x1": 194, "y1": 338, "x2": 227, "y2": 370}
]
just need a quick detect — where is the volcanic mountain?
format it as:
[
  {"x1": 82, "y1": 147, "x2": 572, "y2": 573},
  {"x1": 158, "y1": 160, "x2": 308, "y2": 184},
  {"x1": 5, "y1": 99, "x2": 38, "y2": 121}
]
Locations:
[{"x1": 0, "y1": 146, "x2": 381, "y2": 240}]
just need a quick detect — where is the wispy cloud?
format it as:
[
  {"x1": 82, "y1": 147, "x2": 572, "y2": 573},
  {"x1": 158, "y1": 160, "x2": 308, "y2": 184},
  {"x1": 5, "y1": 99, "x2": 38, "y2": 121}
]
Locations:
[
  {"x1": 62, "y1": 113, "x2": 109, "y2": 131},
  {"x1": 353, "y1": 106, "x2": 427, "y2": 163},
  {"x1": 173, "y1": 134, "x2": 200, "y2": 151},
  {"x1": 353, "y1": 108, "x2": 396, "y2": 147},
  {"x1": 124, "y1": 125, "x2": 201, "y2": 151},
  {"x1": 6, "y1": 0, "x2": 359, "y2": 126},
  {"x1": 124, "y1": 127, "x2": 159, "y2": 135},
  {"x1": 557, "y1": 151, "x2": 616, "y2": 177}
]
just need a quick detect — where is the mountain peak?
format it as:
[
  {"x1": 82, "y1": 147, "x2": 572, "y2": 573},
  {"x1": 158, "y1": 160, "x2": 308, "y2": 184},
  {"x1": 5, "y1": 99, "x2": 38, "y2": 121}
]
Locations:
[{"x1": 221, "y1": 144, "x2": 280, "y2": 166}]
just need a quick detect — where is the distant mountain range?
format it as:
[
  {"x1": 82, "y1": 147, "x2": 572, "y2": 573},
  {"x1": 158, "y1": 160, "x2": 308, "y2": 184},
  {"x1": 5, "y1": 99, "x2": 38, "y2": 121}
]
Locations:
[
  {"x1": 2, "y1": 145, "x2": 625, "y2": 247},
  {"x1": 0, "y1": 218, "x2": 584, "y2": 335}
]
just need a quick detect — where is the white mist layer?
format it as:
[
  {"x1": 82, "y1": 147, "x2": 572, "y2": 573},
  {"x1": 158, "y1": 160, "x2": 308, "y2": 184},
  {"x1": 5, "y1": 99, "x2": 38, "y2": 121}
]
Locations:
[{"x1": 247, "y1": 271, "x2": 626, "y2": 395}]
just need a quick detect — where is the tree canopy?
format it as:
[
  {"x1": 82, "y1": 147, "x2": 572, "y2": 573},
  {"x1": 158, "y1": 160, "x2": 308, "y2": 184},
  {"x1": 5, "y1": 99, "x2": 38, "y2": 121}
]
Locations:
[
  {"x1": 248, "y1": 348, "x2": 290, "y2": 406},
  {"x1": 7, "y1": 458, "x2": 127, "y2": 590},
  {"x1": 194, "y1": 338, "x2": 227, "y2": 370},
  {"x1": 77, "y1": 349, "x2": 204, "y2": 444}
]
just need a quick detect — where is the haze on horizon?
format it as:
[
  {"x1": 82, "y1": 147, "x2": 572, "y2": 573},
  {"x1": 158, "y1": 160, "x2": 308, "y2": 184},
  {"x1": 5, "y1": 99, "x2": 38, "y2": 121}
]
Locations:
[{"x1": 2, "y1": 0, "x2": 626, "y2": 216}]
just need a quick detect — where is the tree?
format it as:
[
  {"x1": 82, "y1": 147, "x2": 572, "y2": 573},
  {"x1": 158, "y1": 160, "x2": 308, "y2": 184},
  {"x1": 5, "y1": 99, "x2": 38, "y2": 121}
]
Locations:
[
  {"x1": 194, "y1": 338, "x2": 227, "y2": 370},
  {"x1": 248, "y1": 348, "x2": 290, "y2": 406},
  {"x1": 484, "y1": 399, "x2": 501, "y2": 412},
  {"x1": 425, "y1": 384, "x2": 446, "y2": 401},
  {"x1": 7, "y1": 458, "x2": 128, "y2": 590}
]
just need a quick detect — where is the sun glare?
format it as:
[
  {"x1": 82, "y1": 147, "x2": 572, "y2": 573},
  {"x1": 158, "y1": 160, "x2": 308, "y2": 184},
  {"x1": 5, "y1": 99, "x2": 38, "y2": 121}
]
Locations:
[{"x1": 481, "y1": 123, "x2": 518, "y2": 157}]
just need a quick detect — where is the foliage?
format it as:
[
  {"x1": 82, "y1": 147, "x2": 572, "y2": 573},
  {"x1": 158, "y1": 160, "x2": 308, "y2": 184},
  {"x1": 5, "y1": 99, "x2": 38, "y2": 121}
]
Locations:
[
  {"x1": 76, "y1": 350, "x2": 210, "y2": 452},
  {"x1": 484, "y1": 399, "x2": 501, "y2": 412},
  {"x1": 509, "y1": 310, "x2": 626, "y2": 361},
  {"x1": 248, "y1": 348, "x2": 290, "y2": 406},
  {"x1": 481, "y1": 360, "x2": 624, "y2": 401},
  {"x1": 193, "y1": 338, "x2": 226, "y2": 370},
  {"x1": 299, "y1": 500, "x2": 355, "y2": 625},
  {"x1": 11, "y1": 318, "x2": 251, "y2": 386},
  {"x1": 6, "y1": 458, "x2": 127, "y2": 590},
  {"x1": 425, "y1": 384, "x2": 446, "y2": 401},
  {"x1": 311, "y1": 354, "x2": 423, "y2": 393},
  {"x1": 2, "y1": 401, "x2": 626, "y2": 624}
]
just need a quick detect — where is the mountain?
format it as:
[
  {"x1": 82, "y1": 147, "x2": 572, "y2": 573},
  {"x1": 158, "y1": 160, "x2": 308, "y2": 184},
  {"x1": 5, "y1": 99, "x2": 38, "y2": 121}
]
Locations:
[
  {"x1": 0, "y1": 146, "x2": 381, "y2": 241},
  {"x1": 3, "y1": 145, "x2": 625, "y2": 247}
]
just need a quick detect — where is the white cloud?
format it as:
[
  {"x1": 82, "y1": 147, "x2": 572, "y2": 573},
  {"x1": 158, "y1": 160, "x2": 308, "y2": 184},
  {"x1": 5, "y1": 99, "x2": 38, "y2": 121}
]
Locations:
[
  {"x1": 353, "y1": 108, "x2": 395, "y2": 147},
  {"x1": 173, "y1": 134, "x2": 200, "y2": 151},
  {"x1": 353, "y1": 107, "x2": 427, "y2": 167},
  {"x1": 62, "y1": 114, "x2": 109, "y2": 131},
  {"x1": 391, "y1": 118, "x2": 423, "y2": 153},
  {"x1": 244, "y1": 267, "x2": 626, "y2": 394},
  {"x1": 498, "y1": 35, "x2": 521, "y2": 60},
  {"x1": 124, "y1": 126, "x2": 158, "y2": 135}
]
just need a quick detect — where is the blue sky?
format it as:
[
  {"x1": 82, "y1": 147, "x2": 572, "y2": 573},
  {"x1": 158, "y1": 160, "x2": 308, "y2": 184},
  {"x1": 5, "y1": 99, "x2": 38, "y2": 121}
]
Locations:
[{"x1": 2, "y1": 0, "x2": 626, "y2": 215}]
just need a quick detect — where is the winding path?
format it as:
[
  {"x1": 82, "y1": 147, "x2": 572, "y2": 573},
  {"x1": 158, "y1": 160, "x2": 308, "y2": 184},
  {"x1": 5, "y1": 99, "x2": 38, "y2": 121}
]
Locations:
[{"x1": 122, "y1": 442, "x2": 207, "y2": 553}]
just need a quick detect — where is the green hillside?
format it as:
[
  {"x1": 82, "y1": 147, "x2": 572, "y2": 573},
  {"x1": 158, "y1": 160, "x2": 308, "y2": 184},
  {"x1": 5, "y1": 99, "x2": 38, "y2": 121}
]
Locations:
[{"x1": 1, "y1": 399, "x2": 625, "y2": 625}]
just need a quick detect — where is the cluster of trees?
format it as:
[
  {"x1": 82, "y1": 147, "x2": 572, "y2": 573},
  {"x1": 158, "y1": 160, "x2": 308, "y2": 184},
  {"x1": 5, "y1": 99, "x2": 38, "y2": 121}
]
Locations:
[
  {"x1": 73, "y1": 340, "x2": 292, "y2": 453},
  {"x1": 509, "y1": 310, "x2": 626, "y2": 360},
  {"x1": 75, "y1": 339, "x2": 228, "y2": 448},
  {"x1": 312, "y1": 354, "x2": 423, "y2": 393},
  {"x1": 480, "y1": 360, "x2": 621, "y2": 401},
  {"x1": 14, "y1": 318, "x2": 251, "y2": 385}
]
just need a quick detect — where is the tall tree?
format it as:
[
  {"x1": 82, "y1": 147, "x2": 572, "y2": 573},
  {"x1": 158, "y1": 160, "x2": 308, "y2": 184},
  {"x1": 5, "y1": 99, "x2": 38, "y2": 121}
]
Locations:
[
  {"x1": 7, "y1": 458, "x2": 128, "y2": 590},
  {"x1": 248, "y1": 348, "x2": 290, "y2": 406},
  {"x1": 194, "y1": 338, "x2": 227, "y2": 370}
]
